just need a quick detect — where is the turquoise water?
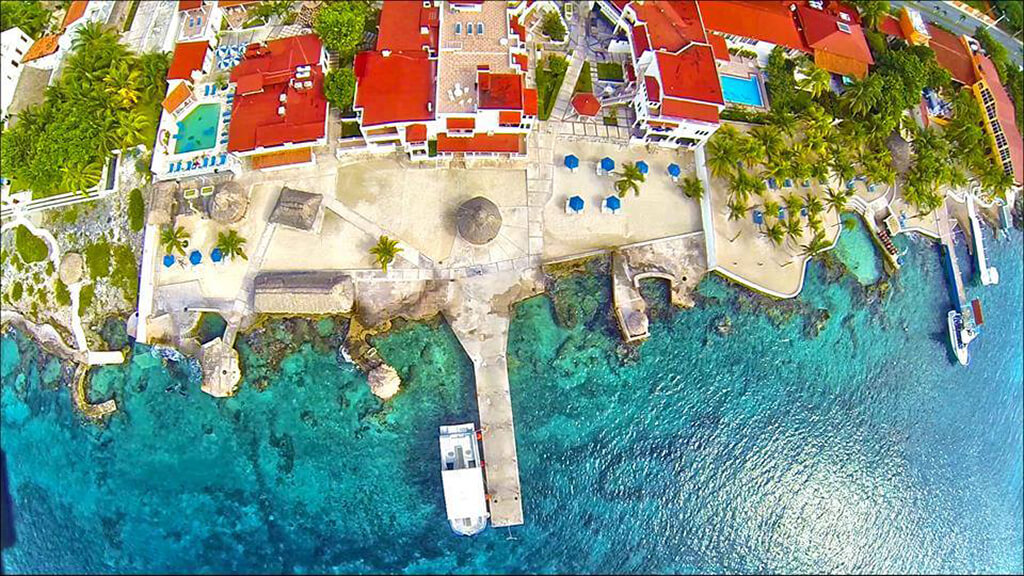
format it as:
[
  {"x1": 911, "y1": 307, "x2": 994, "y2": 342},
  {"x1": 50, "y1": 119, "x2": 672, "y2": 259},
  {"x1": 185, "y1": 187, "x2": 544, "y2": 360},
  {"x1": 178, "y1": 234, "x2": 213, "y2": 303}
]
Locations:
[
  {"x1": 2, "y1": 229, "x2": 1022, "y2": 574},
  {"x1": 174, "y1": 103, "x2": 220, "y2": 155},
  {"x1": 720, "y1": 74, "x2": 764, "y2": 107},
  {"x1": 834, "y1": 214, "x2": 883, "y2": 285}
]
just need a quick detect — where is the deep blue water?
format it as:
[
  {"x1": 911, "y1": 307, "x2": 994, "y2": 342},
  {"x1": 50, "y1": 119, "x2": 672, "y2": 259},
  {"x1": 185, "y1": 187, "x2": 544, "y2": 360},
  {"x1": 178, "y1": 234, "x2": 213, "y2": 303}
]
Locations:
[{"x1": 1, "y1": 227, "x2": 1022, "y2": 574}]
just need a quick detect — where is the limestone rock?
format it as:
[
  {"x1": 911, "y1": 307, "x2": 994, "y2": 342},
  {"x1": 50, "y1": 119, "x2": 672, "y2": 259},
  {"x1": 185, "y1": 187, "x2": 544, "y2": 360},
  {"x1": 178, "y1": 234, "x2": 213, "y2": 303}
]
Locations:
[
  {"x1": 368, "y1": 363, "x2": 401, "y2": 400},
  {"x1": 59, "y1": 252, "x2": 84, "y2": 285}
]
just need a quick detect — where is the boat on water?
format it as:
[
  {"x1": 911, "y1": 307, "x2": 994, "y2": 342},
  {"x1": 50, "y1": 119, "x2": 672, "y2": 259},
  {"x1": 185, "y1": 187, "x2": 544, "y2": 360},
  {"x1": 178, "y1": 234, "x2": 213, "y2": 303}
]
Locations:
[
  {"x1": 439, "y1": 423, "x2": 489, "y2": 536},
  {"x1": 947, "y1": 299, "x2": 983, "y2": 366}
]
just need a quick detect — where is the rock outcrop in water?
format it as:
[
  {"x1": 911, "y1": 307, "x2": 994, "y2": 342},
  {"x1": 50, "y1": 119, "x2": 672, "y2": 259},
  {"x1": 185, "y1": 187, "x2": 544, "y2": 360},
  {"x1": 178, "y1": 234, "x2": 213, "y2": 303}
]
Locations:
[{"x1": 367, "y1": 364, "x2": 400, "y2": 399}]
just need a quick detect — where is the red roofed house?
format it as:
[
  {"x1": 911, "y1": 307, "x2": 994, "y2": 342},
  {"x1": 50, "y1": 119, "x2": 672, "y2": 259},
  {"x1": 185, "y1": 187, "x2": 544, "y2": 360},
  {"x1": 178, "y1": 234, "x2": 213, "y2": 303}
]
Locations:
[
  {"x1": 168, "y1": 41, "x2": 213, "y2": 81},
  {"x1": 226, "y1": 34, "x2": 329, "y2": 169},
  {"x1": 968, "y1": 47, "x2": 1023, "y2": 186},
  {"x1": 601, "y1": 0, "x2": 726, "y2": 148},
  {"x1": 21, "y1": 1, "x2": 114, "y2": 71},
  {"x1": 353, "y1": 1, "x2": 546, "y2": 159}
]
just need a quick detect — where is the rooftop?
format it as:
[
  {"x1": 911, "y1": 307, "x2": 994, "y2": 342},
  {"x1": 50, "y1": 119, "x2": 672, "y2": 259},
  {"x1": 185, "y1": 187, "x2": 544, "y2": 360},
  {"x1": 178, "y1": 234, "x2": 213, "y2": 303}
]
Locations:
[
  {"x1": 21, "y1": 34, "x2": 59, "y2": 63},
  {"x1": 629, "y1": 0, "x2": 706, "y2": 51},
  {"x1": 167, "y1": 41, "x2": 210, "y2": 80},
  {"x1": 354, "y1": 51, "x2": 436, "y2": 126},
  {"x1": 268, "y1": 187, "x2": 323, "y2": 231},
  {"x1": 975, "y1": 54, "x2": 1023, "y2": 184},
  {"x1": 437, "y1": 0, "x2": 517, "y2": 114},
  {"x1": 61, "y1": 0, "x2": 89, "y2": 30},
  {"x1": 927, "y1": 25, "x2": 976, "y2": 85},
  {"x1": 655, "y1": 46, "x2": 723, "y2": 105},
  {"x1": 697, "y1": 0, "x2": 809, "y2": 53},
  {"x1": 376, "y1": 0, "x2": 440, "y2": 52}
]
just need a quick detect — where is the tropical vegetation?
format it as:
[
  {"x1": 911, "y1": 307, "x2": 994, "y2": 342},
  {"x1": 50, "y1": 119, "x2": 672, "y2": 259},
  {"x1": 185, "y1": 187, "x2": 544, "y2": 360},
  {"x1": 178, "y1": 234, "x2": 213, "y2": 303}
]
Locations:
[
  {"x1": 535, "y1": 54, "x2": 568, "y2": 121},
  {"x1": 678, "y1": 175, "x2": 703, "y2": 201},
  {"x1": 0, "y1": 0, "x2": 52, "y2": 39},
  {"x1": 14, "y1": 225, "x2": 48, "y2": 263},
  {"x1": 370, "y1": 235, "x2": 402, "y2": 273},
  {"x1": 0, "y1": 22, "x2": 168, "y2": 197},
  {"x1": 614, "y1": 162, "x2": 645, "y2": 198},
  {"x1": 216, "y1": 230, "x2": 248, "y2": 261},
  {"x1": 160, "y1": 226, "x2": 190, "y2": 256},
  {"x1": 313, "y1": 1, "x2": 372, "y2": 60},
  {"x1": 323, "y1": 68, "x2": 356, "y2": 112},
  {"x1": 541, "y1": 10, "x2": 566, "y2": 42}
]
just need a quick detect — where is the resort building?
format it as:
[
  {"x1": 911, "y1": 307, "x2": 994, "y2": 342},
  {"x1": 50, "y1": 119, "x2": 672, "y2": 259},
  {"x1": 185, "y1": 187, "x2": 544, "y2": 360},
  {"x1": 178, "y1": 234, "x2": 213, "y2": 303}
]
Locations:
[
  {"x1": 175, "y1": 1, "x2": 223, "y2": 44},
  {"x1": 352, "y1": 0, "x2": 540, "y2": 159},
  {"x1": 19, "y1": 0, "x2": 115, "y2": 72},
  {"x1": 602, "y1": 0, "x2": 727, "y2": 148},
  {"x1": 1, "y1": 27, "x2": 32, "y2": 124}
]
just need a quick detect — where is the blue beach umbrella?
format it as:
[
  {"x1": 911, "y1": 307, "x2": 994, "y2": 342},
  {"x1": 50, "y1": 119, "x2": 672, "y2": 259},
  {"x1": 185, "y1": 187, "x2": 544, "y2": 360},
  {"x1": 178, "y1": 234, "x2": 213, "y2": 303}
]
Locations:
[
  {"x1": 600, "y1": 157, "x2": 615, "y2": 173},
  {"x1": 163, "y1": 254, "x2": 175, "y2": 268},
  {"x1": 569, "y1": 195, "x2": 585, "y2": 212},
  {"x1": 211, "y1": 248, "x2": 223, "y2": 263},
  {"x1": 667, "y1": 163, "x2": 681, "y2": 178},
  {"x1": 635, "y1": 160, "x2": 649, "y2": 174},
  {"x1": 604, "y1": 195, "x2": 621, "y2": 212},
  {"x1": 564, "y1": 154, "x2": 579, "y2": 170},
  {"x1": 753, "y1": 210, "x2": 764, "y2": 225},
  {"x1": 189, "y1": 250, "x2": 202, "y2": 265}
]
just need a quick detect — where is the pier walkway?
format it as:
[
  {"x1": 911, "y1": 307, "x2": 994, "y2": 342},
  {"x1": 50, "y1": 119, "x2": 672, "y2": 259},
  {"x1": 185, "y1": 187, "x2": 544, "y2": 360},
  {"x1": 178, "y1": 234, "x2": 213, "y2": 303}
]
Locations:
[
  {"x1": 966, "y1": 195, "x2": 999, "y2": 286},
  {"x1": 936, "y1": 202, "x2": 967, "y2": 310}
]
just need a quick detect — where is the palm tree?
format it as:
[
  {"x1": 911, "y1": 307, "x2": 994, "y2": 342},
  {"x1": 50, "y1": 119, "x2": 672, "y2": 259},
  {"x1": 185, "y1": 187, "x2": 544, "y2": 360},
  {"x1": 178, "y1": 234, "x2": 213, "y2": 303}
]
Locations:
[
  {"x1": 801, "y1": 230, "x2": 830, "y2": 257},
  {"x1": 370, "y1": 235, "x2": 402, "y2": 273},
  {"x1": 763, "y1": 222, "x2": 785, "y2": 246},
  {"x1": 803, "y1": 193, "x2": 824, "y2": 217},
  {"x1": 840, "y1": 76, "x2": 879, "y2": 117},
  {"x1": 783, "y1": 193, "x2": 804, "y2": 217},
  {"x1": 852, "y1": 0, "x2": 890, "y2": 30},
  {"x1": 784, "y1": 216, "x2": 804, "y2": 244},
  {"x1": 749, "y1": 125, "x2": 783, "y2": 163},
  {"x1": 115, "y1": 109, "x2": 150, "y2": 150},
  {"x1": 727, "y1": 197, "x2": 749, "y2": 222},
  {"x1": 60, "y1": 160, "x2": 102, "y2": 194},
  {"x1": 980, "y1": 167, "x2": 1015, "y2": 201},
  {"x1": 769, "y1": 109, "x2": 798, "y2": 138},
  {"x1": 824, "y1": 188, "x2": 850, "y2": 215},
  {"x1": 797, "y1": 63, "x2": 831, "y2": 99},
  {"x1": 738, "y1": 135, "x2": 766, "y2": 168},
  {"x1": 678, "y1": 175, "x2": 703, "y2": 201},
  {"x1": 216, "y1": 230, "x2": 248, "y2": 261},
  {"x1": 105, "y1": 61, "x2": 142, "y2": 108},
  {"x1": 138, "y1": 51, "x2": 171, "y2": 101},
  {"x1": 71, "y1": 21, "x2": 110, "y2": 52},
  {"x1": 614, "y1": 162, "x2": 646, "y2": 197},
  {"x1": 161, "y1": 226, "x2": 190, "y2": 256},
  {"x1": 763, "y1": 199, "x2": 781, "y2": 223},
  {"x1": 728, "y1": 171, "x2": 752, "y2": 203},
  {"x1": 706, "y1": 135, "x2": 739, "y2": 179}
]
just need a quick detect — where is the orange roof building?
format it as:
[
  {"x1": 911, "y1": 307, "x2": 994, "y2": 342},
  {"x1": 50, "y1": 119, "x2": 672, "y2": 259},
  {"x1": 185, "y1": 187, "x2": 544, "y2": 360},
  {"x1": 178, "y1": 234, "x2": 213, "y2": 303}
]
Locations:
[{"x1": 21, "y1": 35, "x2": 60, "y2": 63}]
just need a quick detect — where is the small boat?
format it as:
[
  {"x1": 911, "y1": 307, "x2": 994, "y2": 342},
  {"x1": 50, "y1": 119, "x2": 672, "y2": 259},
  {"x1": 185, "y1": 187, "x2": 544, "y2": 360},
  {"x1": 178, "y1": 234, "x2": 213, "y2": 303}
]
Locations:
[
  {"x1": 947, "y1": 308, "x2": 979, "y2": 366},
  {"x1": 439, "y1": 423, "x2": 488, "y2": 536}
]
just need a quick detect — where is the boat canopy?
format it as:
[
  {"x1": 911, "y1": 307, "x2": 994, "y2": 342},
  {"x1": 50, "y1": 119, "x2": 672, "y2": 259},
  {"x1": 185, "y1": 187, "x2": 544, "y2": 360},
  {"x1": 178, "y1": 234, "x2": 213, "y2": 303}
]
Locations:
[{"x1": 441, "y1": 468, "x2": 487, "y2": 520}]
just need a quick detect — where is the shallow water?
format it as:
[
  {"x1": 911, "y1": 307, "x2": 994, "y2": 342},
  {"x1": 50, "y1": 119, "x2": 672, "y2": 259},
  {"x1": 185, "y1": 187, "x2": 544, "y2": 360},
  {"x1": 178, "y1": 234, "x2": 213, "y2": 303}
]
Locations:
[{"x1": 2, "y1": 229, "x2": 1022, "y2": 574}]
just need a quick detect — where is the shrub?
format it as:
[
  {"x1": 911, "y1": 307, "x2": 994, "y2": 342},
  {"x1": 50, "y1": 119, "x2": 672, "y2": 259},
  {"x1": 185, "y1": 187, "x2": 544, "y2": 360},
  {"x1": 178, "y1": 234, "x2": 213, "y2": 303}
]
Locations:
[
  {"x1": 111, "y1": 244, "x2": 139, "y2": 302},
  {"x1": 14, "y1": 225, "x2": 49, "y2": 263},
  {"x1": 11, "y1": 282, "x2": 23, "y2": 301},
  {"x1": 573, "y1": 62, "x2": 592, "y2": 94},
  {"x1": 314, "y1": 1, "x2": 370, "y2": 59},
  {"x1": 323, "y1": 68, "x2": 356, "y2": 111},
  {"x1": 541, "y1": 10, "x2": 566, "y2": 42},
  {"x1": 84, "y1": 241, "x2": 112, "y2": 279},
  {"x1": 536, "y1": 55, "x2": 569, "y2": 120},
  {"x1": 55, "y1": 280, "x2": 71, "y2": 306},
  {"x1": 0, "y1": 0, "x2": 52, "y2": 39},
  {"x1": 78, "y1": 284, "x2": 95, "y2": 317},
  {"x1": 128, "y1": 187, "x2": 145, "y2": 232},
  {"x1": 596, "y1": 62, "x2": 624, "y2": 82}
]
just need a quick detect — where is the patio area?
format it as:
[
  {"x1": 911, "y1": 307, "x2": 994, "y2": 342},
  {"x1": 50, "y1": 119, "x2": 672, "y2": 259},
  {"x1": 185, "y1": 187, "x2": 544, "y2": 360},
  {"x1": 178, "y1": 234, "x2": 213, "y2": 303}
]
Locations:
[{"x1": 544, "y1": 140, "x2": 702, "y2": 260}]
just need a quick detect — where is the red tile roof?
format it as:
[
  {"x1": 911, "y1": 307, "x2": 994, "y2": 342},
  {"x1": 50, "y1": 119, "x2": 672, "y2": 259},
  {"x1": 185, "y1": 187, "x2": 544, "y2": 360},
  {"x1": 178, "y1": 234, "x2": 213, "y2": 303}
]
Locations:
[
  {"x1": 447, "y1": 117, "x2": 475, "y2": 130},
  {"x1": 513, "y1": 52, "x2": 528, "y2": 72},
  {"x1": 708, "y1": 33, "x2": 729, "y2": 61},
  {"x1": 479, "y1": 73, "x2": 524, "y2": 110},
  {"x1": 927, "y1": 25, "x2": 976, "y2": 85},
  {"x1": 498, "y1": 111, "x2": 522, "y2": 125},
  {"x1": 631, "y1": 24, "x2": 650, "y2": 58},
  {"x1": 524, "y1": 88, "x2": 538, "y2": 116},
  {"x1": 655, "y1": 46, "x2": 723, "y2": 105},
  {"x1": 376, "y1": 0, "x2": 440, "y2": 52},
  {"x1": 168, "y1": 41, "x2": 209, "y2": 81},
  {"x1": 698, "y1": 0, "x2": 809, "y2": 53},
  {"x1": 250, "y1": 147, "x2": 313, "y2": 170},
  {"x1": 878, "y1": 15, "x2": 904, "y2": 39},
  {"x1": 572, "y1": 93, "x2": 601, "y2": 116},
  {"x1": 354, "y1": 51, "x2": 435, "y2": 126},
  {"x1": 21, "y1": 35, "x2": 60, "y2": 63},
  {"x1": 61, "y1": 1, "x2": 88, "y2": 29},
  {"x1": 437, "y1": 133, "x2": 523, "y2": 154},
  {"x1": 510, "y1": 15, "x2": 526, "y2": 41},
  {"x1": 406, "y1": 124, "x2": 427, "y2": 143},
  {"x1": 630, "y1": 0, "x2": 706, "y2": 51},
  {"x1": 660, "y1": 98, "x2": 720, "y2": 123},
  {"x1": 645, "y1": 76, "x2": 661, "y2": 103},
  {"x1": 227, "y1": 34, "x2": 327, "y2": 153},
  {"x1": 976, "y1": 54, "x2": 1023, "y2": 184},
  {"x1": 796, "y1": 5, "x2": 873, "y2": 65},
  {"x1": 178, "y1": 0, "x2": 203, "y2": 11}
]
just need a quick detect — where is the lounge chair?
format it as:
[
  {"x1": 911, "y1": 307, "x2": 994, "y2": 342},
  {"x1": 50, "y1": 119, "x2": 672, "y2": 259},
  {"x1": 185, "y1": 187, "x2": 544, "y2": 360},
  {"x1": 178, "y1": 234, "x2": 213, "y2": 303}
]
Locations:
[
  {"x1": 783, "y1": 178, "x2": 793, "y2": 188},
  {"x1": 201, "y1": 157, "x2": 210, "y2": 168},
  {"x1": 778, "y1": 207, "x2": 785, "y2": 220},
  {"x1": 218, "y1": 154, "x2": 227, "y2": 165},
  {"x1": 200, "y1": 185, "x2": 215, "y2": 197},
  {"x1": 752, "y1": 210, "x2": 764, "y2": 225},
  {"x1": 168, "y1": 163, "x2": 178, "y2": 174}
]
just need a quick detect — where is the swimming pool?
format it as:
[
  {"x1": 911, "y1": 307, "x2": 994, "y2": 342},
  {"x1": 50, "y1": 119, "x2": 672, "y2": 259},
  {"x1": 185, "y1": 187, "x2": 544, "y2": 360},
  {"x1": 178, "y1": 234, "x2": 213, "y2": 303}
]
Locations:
[
  {"x1": 174, "y1": 103, "x2": 221, "y2": 154},
  {"x1": 720, "y1": 74, "x2": 764, "y2": 107}
]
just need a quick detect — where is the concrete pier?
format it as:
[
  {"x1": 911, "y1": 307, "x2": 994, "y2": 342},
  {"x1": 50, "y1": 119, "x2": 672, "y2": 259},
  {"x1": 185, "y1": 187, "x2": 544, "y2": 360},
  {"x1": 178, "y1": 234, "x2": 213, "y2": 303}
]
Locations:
[
  {"x1": 936, "y1": 202, "x2": 967, "y2": 310},
  {"x1": 966, "y1": 195, "x2": 999, "y2": 286}
]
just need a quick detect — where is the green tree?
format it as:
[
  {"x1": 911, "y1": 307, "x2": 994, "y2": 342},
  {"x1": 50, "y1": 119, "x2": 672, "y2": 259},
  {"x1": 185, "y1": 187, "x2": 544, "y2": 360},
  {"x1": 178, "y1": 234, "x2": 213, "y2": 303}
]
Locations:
[
  {"x1": 252, "y1": 0, "x2": 294, "y2": 21},
  {"x1": 115, "y1": 109, "x2": 150, "y2": 149},
  {"x1": 678, "y1": 175, "x2": 703, "y2": 201},
  {"x1": 314, "y1": 1, "x2": 369, "y2": 60},
  {"x1": 749, "y1": 125, "x2": 784, "y2": 163},
  {"x1": 849, "y1": 0, "x2": 890, "y2": 30},
  {"x1": 216, "y1": 229, "x2": 248, "y2": 260},
  {"x1": 763, "y1": 221, "x2": 785, "y2": 246},
  {"x1": 784, "y1": 216, "x2": 804, "y2": 243},
  {"x1": 706, "y1": 131, "x2": 739, "y2": 179},
  {"x1": 824, "y1": 188, "x2": 851, "y2": 215},
  {"x1": 797, "y1": 63, "x2": 831, "y2": 99},
  {"x1": 614, "y1": 162, "x2": 646, "y2": 198},
  {"x1": 370, "y1": 235, "x2": 402, "y2": 273},
  {"x1": 60, "y1": 160, "x2": 102, "y2": 194},
  {"x1": 104, "y1": 60, "x2": 142, "y2": 108},
  {"x1": 137, "y1": 51, "x2": 170, "y2": 101},
  {"x1": 0, "y1": 0, "x2": 52, "y2": 39},
  {"x1": 727, "y1": 197, "x2": 749, "y2": 222},
  {"x1": 14, "y1": 225, "x2": 49, "y2": 263},
  {"x1": 161, "y1": 225, "x2": 190, "y2": 256},
  {"x1": 323, "y1": 68, "x2": 356, "y2": 111},
  {"x1": 541, "y1": 10, "x2": 566, "y2": 42},
  {"x1": 801, "y1": 230, "x2": 830, "y2": 257},
  {"x1": 840, "y1": 75, "x2": 880, "y2": 117}
]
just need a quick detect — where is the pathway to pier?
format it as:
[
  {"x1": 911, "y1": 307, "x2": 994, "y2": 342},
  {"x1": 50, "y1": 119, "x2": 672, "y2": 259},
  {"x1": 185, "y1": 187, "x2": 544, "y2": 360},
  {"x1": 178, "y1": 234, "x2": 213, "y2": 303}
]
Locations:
[{"x1": 936, "y1": 202, "x2": 967, "y2": 309}]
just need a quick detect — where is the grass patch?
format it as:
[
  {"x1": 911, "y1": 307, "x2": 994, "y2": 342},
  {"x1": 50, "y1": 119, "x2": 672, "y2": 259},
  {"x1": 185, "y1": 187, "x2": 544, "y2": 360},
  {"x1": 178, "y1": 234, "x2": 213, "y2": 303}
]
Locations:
[
  {"x1": 78, "y1": 284, "x2": 95, "y2": 317},
  {"x1": 84, "y1": 241, "x2": 112, "y2": 279},
  {"x1": 111, "y1": 244, "x2": 139, "y2": 303},
  {"x1": 596, "y1": 62, "x2": 624, "y2": 82},
  {"x1": 536, "y1": 55, "x2": 568, "y2": 121},
  {"x1": 341, "y1": 121, "x2": 362, "y2": 138},
  {"x1": 428, "y1": 140, "x2": 437, "y2": 157},
  {"x1": 128, "y1": 188, "x2": 145, "y2": 232},
  {"x1": 15, "y1": 225, "x2": 49, "y2": 263},
  {"x1": 574, "y1": 62, "x2": 593, "y2": 94},
  {"x1": 55, "y1": 280, "x2": 71, "y2": 306},
  {"x1": 11, "y1": 282, "x2": 23, "y2": 301}
]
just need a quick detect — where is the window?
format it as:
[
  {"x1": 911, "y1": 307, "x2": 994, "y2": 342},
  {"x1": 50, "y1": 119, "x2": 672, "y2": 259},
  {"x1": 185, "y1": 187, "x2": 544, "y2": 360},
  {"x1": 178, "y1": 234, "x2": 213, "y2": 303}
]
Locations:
[
  {"x1": 455, "y1": 22, "x2": 462, "y2": 34},
  {"x1": 477, "y1": 23, "x2": 484, "y2": 35},
  {"x1": 467, "y1": 22, "x2": 473, "y2": 35}
]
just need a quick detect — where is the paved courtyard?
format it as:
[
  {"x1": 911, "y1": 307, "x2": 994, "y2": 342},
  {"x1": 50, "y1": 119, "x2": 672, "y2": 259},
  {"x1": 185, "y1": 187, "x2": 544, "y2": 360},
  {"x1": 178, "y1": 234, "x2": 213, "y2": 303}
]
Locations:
[{"x1": 544, "y1": 140, "x2": 703, "y2": 260}]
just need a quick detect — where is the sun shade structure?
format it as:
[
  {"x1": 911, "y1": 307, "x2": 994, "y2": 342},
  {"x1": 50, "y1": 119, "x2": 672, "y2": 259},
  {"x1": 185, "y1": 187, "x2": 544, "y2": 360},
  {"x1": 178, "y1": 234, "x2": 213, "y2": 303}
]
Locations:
[
  {"x1": 210, "y1": 181, "x2": 248, "y2": 224},
  {"x1": 564, "y1": 154, "x2": 579, "y2": 171},
  {"x1": 604, "y1": 195, "x2": 621, "y2": 213},
  {"x1": 268, "y1": 187, "x2": 323, "y2": 231},
  {"x1": 567, "y1": 195, "x2": 585, "y2": 214},
  {"x1": 189, "y1": 250, "x2": 203, "y2": 265},
  {"x1": 456, "y1": 196, "x2": 502, "y2": 245},
  {"x1": 571, "y1": 93, "x2": 601, "y2": 116},
  {"x1": 600, "y1": 157, "x2": 615, "y2": 173},
  {"x1": 211, "y1": 248, "x2": 223, "y2": 262},
  {"x1": 636, "y1": 161, "x2": 649, "y2": 174},
  {"x1": 163, "y1": 255, "x2": 176, "y2": 268},
  {"x1": 667, "y1": 163, "x2": 681, "y2": 177}
]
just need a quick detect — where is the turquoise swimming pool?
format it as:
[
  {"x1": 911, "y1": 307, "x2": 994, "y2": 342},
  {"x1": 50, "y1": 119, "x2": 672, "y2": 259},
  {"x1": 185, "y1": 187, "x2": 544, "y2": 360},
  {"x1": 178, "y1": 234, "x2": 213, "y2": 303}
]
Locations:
[
  {"x1": 174, "y1": 103, "x2": 220, "y2": 154},
  {"x1": 720, "y1": 74, "x2": 764, "y2": 107}
]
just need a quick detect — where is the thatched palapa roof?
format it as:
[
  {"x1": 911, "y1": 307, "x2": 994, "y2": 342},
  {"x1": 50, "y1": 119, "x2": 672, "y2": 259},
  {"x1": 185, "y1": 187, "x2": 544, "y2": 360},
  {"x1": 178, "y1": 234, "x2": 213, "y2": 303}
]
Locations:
[
  {"x1": 456, "y1": 196, "x2": 502, "y2": 245},
  {"x1": 269, "y1": 187, "x2": 322, "y2": 231},
  {"x1": 211, "y1": 181, "x2": 249, "y2": 224}
]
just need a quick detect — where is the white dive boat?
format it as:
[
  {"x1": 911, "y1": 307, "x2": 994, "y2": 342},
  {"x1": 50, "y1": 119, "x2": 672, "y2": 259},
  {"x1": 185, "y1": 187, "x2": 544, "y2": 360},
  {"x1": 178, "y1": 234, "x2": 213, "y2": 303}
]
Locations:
[
  {"x1": 439, "y1": 423, "x2": 489, "y2": 536},
  {"x1": 947, "y1": 300, "x2": 983, "y2": 366}
]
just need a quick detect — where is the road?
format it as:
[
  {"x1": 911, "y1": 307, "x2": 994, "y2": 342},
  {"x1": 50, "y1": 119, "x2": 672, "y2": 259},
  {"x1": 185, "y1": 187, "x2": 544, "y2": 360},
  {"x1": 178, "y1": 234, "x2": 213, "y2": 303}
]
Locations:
[{"x1": 891, "y1": 0, "x2": 1023, "y2": 64}]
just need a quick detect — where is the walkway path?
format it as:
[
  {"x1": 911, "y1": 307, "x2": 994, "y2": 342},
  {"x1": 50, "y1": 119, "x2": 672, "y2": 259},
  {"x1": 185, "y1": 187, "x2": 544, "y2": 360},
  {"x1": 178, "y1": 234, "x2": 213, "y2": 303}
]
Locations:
[
  {"x1": 936, "y1": 201, "x2": 967, "y2": 309},
  {"x1": 549, "y1": 11, "x2": 587, "y2": 122}
]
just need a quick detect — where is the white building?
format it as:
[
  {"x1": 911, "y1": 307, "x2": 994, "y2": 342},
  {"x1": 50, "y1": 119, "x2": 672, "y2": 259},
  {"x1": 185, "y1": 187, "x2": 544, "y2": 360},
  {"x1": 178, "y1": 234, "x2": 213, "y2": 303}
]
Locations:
[{"x1": 1, "y1": 27, "x2": 33, "y2": 123}]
